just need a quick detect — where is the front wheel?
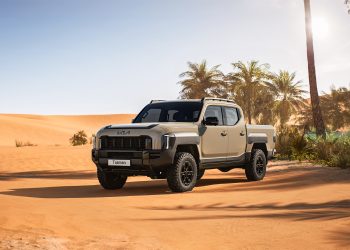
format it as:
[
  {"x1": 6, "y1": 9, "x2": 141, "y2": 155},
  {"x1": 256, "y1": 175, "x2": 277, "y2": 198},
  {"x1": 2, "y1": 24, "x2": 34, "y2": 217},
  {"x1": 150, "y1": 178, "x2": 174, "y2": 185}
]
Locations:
[
  {"x1": 97, "y1": 170, "x2": 128, "y2": 190},
  {"x1": 167, "y1": 152, "x2": 198, "y2": 192},
  {"x1": 197, "y1": 169, "x2": 205, "y2": 180},
  {"x1": 245, "y1": 149, "x2": 267, "y2": 181}
]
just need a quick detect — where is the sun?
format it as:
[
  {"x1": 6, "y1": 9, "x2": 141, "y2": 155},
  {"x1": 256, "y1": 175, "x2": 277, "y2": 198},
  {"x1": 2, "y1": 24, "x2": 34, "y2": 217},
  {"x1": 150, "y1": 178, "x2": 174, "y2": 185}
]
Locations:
[{"x1": 312, "y1": 16, "x2": 330, "y2": 39}]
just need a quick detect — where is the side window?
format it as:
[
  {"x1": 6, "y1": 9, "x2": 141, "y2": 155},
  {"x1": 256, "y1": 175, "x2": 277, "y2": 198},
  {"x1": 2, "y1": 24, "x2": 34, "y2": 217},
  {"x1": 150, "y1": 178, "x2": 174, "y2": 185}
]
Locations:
[
  {"x1": 167, "y1": 110, "x2": 197, "y2": 122},
  {"x1": 167, "y1": 110, "x2": 178, "y2": 122},
  {"x1": 140, "y1": 108, "x2": 161, "y2": 122},
  {"x1": 204, "y1": 106, "x2": 223, "y2": 125},
  {"x1": 224, "y1": 107, "x2": 239, "y2": 126}
]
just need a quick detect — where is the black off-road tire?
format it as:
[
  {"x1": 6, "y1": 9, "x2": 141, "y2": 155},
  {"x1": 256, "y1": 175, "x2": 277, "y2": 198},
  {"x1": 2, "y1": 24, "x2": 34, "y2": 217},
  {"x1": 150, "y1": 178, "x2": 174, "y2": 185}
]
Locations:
[
  {"x1": 197, "y1": 169, "x2": 205, "y2": 180},
  {"x1": 97, "y1": 170, "x2": 128, "y2": 190},
  {"x1": 167, "y1": 152, "x2": 198, "y2": 192},
  {"x1": 245, "y1": 149, "x2": 267, "y2": 181}
]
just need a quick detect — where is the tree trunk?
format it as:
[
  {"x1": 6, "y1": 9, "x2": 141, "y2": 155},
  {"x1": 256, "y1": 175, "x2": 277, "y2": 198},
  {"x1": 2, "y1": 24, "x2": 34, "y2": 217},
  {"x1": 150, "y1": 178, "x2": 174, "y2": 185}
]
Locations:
[
  {"x1": 247, "y1": 105, "x2": 252, "y2": 124},
  {"x1": 304, "y1": 0, "x2": 326, "y2": 137},
  {"x1": 247, "y1": 85, "x2": 252, "y2": 124}
]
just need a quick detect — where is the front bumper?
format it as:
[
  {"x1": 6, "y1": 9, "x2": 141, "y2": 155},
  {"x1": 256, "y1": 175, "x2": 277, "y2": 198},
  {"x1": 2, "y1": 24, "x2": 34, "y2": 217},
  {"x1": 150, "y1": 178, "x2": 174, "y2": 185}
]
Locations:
[{"x1": 92, "y1": 149, "x2": 173, "y2": 176}]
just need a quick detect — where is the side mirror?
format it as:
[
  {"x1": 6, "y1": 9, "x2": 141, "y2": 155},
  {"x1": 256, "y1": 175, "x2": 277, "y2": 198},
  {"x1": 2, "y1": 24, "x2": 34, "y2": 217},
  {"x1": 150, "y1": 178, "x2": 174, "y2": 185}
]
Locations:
[{"x1": 203, "y1": 116, "x2": 219, "y2": 126}]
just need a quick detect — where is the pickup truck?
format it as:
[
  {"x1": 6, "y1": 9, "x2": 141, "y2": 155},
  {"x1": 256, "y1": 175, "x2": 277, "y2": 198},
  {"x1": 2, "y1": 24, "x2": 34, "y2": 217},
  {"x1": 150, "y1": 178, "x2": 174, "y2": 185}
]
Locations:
[{"x1": 92, "y1": 98, "x2": 276, "y2": 192}]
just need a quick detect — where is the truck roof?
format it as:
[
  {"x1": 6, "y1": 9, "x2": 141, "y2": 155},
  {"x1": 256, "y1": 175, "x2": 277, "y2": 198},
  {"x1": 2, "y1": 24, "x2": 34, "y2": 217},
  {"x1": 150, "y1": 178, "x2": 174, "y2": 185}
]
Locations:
[{"x1": 150, "y1": 97, "x2": 235, "y2": 104}]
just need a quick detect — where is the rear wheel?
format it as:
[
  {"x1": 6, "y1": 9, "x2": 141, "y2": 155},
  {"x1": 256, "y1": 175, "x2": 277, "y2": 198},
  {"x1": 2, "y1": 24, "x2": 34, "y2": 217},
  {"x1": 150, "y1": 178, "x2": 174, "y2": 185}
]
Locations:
[
  {"x1": 97, "y1": 170, "x2": 127, "y2": 190},
  {"x1": 167, "y1": 152, "x2": 198, "y2": 192},
  {"x1": 245, "y1": 149, "x2": 266, "y2": 181}
]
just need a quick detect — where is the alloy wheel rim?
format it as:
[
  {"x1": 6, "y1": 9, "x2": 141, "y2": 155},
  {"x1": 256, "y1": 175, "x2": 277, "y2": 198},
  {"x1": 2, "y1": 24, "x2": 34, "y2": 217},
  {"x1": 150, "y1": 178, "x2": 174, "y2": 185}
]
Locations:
[
  {"x1": 256, "y1": 156, "x2": 265, "y2": 176},
  {"x1": 180, "y1": 160, "x2": 194, "y2": 186}
]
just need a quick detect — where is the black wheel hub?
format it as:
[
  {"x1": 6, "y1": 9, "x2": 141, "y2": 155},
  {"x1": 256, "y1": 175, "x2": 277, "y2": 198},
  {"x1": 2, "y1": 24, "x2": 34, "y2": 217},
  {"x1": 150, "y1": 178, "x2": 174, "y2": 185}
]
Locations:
[
  {"x1": 256, "y1": 156, "x2": 265, "y2": 176},
  {"x1": 180, "y1": 160, "x2": 194, "y2": 186}
]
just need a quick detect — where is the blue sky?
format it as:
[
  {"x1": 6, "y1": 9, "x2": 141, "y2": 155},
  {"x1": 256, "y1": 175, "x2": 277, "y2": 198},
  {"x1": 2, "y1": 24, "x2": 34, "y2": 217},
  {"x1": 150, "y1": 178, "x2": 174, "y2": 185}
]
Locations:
[{"x1": 0, "y1": 0, "x2": 349, "y2": 114}]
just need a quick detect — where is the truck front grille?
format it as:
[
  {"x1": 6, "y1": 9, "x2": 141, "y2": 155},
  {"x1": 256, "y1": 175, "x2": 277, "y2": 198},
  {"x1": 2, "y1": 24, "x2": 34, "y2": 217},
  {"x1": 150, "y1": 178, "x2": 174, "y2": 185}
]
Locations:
[{"x1": 100, "y1": 136, "x2": 151, "y2": 150}]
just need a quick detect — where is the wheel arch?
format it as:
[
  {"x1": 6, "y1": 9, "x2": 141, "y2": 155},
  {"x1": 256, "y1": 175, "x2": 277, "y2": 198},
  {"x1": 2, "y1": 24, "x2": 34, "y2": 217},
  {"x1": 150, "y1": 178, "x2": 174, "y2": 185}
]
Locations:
[
  {"x1": 252, "y1": 143, "x2": 268, "y2": 160},
  {"x1": 175, "y1": 144, "x2": 200, "y2": 166}
]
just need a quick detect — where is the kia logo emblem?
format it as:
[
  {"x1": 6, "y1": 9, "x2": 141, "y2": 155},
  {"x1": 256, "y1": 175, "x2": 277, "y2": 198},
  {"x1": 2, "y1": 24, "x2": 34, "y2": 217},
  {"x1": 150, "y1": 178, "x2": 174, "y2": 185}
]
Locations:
[{"x1": 116, "y1": 130, "x2": 130, "y2": 135}]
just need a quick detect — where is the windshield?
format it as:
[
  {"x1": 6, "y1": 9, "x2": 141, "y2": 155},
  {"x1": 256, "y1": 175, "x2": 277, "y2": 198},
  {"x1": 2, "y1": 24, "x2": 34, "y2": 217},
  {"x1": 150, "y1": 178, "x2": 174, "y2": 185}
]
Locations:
[{"x1": 133, "y1": 101, "x2": 203, "y2": 123}]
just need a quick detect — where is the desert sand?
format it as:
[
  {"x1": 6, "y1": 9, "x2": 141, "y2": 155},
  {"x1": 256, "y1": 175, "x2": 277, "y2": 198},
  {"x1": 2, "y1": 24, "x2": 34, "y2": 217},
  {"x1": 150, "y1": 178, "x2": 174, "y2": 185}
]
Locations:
[
  {"x1": 0, "y1": 114, "x2": 349, "y2": 249},
  {"x1": 0, "y1": 114, "x2": 135, "y2": 146}
]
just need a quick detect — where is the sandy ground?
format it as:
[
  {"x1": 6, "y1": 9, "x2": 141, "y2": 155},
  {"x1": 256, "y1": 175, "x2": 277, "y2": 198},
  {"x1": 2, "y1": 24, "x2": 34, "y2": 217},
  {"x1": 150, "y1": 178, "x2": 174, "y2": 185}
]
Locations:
[
  {"x1": 0, "y1": 114, "x2": 135, "y2": 146},
  {"x1": 0, "y1": 145, "x2": 349, "y2": 250}
]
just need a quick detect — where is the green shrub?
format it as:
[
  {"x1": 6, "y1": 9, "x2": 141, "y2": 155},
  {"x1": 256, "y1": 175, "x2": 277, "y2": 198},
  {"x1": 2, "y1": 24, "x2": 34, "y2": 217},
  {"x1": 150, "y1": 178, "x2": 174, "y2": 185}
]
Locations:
[
  {"x1": 276, "y1": 127, "x2": 350, "y2": 168},
  {"x1": 15, "y1": 140, "x2": 37, "y2": 147},
  {"x1": 69, "y1": 130, "x2": 88, "y2": 146},
  {"x1": 15, "y1": 140, "x2": 23, "y2": 147},
  {"x1": 309, "y1": 136, "x2": 350, "y2": 168},
  {"x1": 275, "y1": 127, "x2": 310, "y2": 160}
]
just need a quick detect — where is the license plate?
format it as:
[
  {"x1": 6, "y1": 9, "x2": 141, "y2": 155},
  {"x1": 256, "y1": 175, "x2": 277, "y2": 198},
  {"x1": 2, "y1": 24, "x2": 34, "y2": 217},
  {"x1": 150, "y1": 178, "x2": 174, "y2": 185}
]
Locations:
[{"x1": 108, "y1": 159, "x2": 131, "y2": 167}]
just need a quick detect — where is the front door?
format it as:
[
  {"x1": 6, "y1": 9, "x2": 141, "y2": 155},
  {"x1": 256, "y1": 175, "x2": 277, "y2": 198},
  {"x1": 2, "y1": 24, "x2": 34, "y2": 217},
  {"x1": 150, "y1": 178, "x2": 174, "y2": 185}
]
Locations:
[{"x1": 200, "y1": 105, "x2": 228, "y2": 160}]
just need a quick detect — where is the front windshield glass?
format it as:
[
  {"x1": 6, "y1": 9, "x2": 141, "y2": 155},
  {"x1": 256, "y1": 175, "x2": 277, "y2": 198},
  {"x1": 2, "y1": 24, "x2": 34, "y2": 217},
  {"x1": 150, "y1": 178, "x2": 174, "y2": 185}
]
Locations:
[{"x1": 133, "y1": 101, "x2": 203, "y2": 123}]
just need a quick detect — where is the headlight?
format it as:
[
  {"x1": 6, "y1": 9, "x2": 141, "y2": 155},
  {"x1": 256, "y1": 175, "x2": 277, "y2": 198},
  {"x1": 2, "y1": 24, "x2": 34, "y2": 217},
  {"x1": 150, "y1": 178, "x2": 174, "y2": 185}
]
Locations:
[
  {"x1": 92, "y1": 135, "x2": 101, "y2": 149},
  {"x1": 162, "y1": 134, "x2": 175, "y2": 150}
]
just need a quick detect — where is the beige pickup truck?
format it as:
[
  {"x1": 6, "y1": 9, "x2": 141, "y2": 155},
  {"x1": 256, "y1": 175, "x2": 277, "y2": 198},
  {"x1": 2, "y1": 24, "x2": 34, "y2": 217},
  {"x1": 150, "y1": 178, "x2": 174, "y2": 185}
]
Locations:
[{"x1": 92, "y1": 98, "x2": 276, "y2": 192}]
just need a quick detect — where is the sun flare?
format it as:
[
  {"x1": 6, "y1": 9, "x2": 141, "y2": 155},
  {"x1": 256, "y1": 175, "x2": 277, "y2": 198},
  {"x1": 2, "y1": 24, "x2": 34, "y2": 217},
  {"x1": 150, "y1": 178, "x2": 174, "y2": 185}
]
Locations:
[{"x1": 312, "y1": 16, "x2": 330, "y2": 39}]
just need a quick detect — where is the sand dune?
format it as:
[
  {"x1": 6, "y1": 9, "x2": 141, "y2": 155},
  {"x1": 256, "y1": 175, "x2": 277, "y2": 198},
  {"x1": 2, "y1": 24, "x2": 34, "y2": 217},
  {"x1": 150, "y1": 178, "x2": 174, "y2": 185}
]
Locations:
[{"x1": 0, "y1": 114, "x2": 135, "y2": 146}]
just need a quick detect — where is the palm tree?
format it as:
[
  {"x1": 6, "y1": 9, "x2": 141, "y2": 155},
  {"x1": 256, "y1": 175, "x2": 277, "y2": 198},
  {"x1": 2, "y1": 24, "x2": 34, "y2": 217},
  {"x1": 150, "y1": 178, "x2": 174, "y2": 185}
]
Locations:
[
  {"x1": 303, "y1": 0, "x2": 326, "y2": 136},
  {"x1": 320, "y1": 87, "x2": 350, "y2": 130},
  {"x1": 343, "y1": 87, "x2": 350, "y2": 125},
  {"x1": 178, "y1": 60, "x2": 224, "y2": 99},
  {"x1": 296, "y1": 103, "x2": 314, "y2": 132},
  {"x1": 226, "y1": 60, "x2": 271, "y2": 124},
  {"x1": 346, "y1": 0, "x2": 350, "y2": 14},
  {"x1": 267, "y1": 71, "x2": 307, "y2": 128},
  {"x1": 253, "y1": 87, "x2": 276, "y2": 125}
]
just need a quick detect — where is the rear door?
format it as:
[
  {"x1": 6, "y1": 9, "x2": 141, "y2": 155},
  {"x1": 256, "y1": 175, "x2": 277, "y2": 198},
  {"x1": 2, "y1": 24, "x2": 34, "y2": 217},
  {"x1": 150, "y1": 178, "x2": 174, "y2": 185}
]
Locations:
[
  {"x1": 200, "y1": 105, "x2": 228, "y2": 159},
  {"x1": 223, "y1": 106, "x2": 247, "y2": 158}
]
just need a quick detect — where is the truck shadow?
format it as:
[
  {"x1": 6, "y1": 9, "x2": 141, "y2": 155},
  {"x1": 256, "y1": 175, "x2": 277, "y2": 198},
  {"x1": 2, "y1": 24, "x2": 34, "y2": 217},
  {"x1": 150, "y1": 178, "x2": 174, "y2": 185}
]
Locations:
[
  {"x1": 0, "y1": 177, "x2": 245, "y2": 198},
  {"x1": 1, "y1": 165, "x2": 348, "y2": 198},
  {"x1": 199, "y1": 167, "x2": 350, "y2": 193}
]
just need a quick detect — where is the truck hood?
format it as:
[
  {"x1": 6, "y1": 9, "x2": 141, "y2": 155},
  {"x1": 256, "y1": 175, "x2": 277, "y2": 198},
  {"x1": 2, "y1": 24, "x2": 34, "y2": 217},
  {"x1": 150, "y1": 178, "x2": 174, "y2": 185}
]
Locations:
[
  {"x1": 96, "y1": 122, "x2": 199, "y2": 150},
  {"x1": 97, "y1": 122, "x2": 198, "y2": 136}
]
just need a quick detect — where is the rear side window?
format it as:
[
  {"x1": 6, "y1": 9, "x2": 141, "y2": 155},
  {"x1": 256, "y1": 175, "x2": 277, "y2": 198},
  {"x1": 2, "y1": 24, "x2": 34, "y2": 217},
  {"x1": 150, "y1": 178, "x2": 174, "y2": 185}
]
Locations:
[
  {"x1": 224, "y1": 107, "x2": 239, "y2": 125},
  {"x1": 204, "y1": 106, "x2": 223, "y2": 125}
]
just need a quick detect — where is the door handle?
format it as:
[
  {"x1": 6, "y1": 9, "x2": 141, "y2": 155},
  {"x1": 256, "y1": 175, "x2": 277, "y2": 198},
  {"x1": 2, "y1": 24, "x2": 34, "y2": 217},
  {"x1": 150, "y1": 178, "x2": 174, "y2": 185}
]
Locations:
[
  {"x1": 221, "y1": 131, "x2": 227, "y2": 136},
  {"x1": 240, "y1": 131, "x2": 245, "y2": 136}
]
